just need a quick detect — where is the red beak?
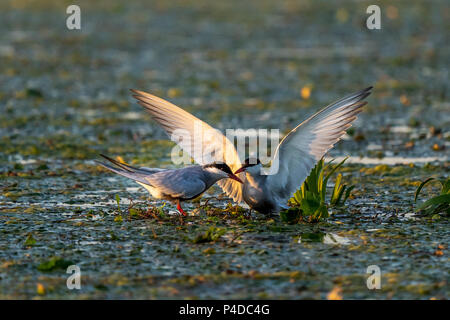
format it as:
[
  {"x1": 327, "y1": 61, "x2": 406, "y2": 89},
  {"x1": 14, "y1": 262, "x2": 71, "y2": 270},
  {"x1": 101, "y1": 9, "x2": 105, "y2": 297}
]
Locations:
[
  {"x1": 228, "y1": 173, "x2": 243, "y2": 184},
  {"x1": 234, "y1": 166, "x2": 246, "y2": 174}
]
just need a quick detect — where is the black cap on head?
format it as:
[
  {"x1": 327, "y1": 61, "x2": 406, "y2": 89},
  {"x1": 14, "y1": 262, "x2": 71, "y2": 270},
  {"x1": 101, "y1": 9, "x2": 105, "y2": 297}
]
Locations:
[{"x1": 204, "y1": 162, "x2": 233, "y2": 175}]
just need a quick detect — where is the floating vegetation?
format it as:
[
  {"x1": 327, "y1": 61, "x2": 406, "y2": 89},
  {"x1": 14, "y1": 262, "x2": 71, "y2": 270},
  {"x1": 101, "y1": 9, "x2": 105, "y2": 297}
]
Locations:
[
  {"x1": 126, "y1": 202, "x2": 167, "y2": 221},
  {"x1": 0, "y1": 0, "x2": 448, "y2": 300},
  {"x1": 24, "y1": 233, "x2": 37, "y2": 246},
  {"x1": 37, "y1": 257, "x2": 74, "y2": 272},
  {"x1": 191, "y1": 227, "x2": 226, "y2": 244}
]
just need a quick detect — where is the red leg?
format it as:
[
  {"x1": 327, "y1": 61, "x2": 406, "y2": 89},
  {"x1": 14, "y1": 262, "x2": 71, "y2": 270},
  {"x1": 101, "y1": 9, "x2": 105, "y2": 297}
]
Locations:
[{"x1": 177, "y1": 200, "x2": 187, "y2": 216}]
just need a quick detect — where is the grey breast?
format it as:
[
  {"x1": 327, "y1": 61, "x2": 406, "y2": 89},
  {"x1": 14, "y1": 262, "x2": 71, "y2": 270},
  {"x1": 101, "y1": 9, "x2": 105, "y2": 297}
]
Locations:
[{"x1": 243, "y1": 175, "x2": 278, "y2": 214}]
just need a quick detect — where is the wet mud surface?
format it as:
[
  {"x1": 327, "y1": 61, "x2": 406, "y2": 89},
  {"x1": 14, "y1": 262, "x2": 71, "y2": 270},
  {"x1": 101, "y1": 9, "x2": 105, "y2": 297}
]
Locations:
[{"x1": 0, "y1": 0, "x2": 448, "y2": 299}]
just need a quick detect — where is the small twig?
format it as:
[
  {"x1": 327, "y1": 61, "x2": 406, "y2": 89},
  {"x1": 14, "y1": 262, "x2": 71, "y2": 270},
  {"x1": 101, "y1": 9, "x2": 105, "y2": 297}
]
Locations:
[
  {"x1": 141, "y1": 206, "x2": 160, "y2": 221},
  {"x1": 178, "y1": 214, "x2": 185, "y2": 225},
  {"x1": 198, "y1": 196, "x2": 222, "y2": 209},
  {"x1": 127, "y1": 198, "x2": 135, "y2": 211},
  {"x1": 151, "y1": 226, "x2": 157, "y2": 239}
]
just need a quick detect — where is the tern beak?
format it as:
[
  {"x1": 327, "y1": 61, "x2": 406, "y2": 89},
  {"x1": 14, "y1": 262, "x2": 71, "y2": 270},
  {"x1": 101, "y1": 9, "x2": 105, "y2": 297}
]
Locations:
[
  {"x1": 234, "y1": 166, "x2": 246, "y2": 175},
  {"x1": 228, "y1": 173, "x2": 243, "y2": 184}
]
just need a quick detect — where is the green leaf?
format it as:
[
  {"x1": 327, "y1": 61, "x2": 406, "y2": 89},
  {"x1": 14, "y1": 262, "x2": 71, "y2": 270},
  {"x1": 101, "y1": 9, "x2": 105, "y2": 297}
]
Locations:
[
  {"x1": 334, "y1": 185, "x2": 346, "y2": 206},
  {"x1": 280, "y1": 208, "x2": 301, "y2": 224},
  {"x1": 287, "y1": 156, "x2": 352, "y2": 222},
  {"x1": 343, "y1": 185, "x2": 355, "y2": 203},
  {"x1": 313, "y1": 203, "x2": 328, "y2": 220},
  {"x1": 431, "y1": 214, "x2": 441, "y2": 220},
  {"x1": 129, "y1": 208, "x2": 139, "y2": 217},
  {"x1": 24, "y1": 233, "x2": 36, "y2": 246},
  {"x1": 331, "y1": 173, "x2": 343, "y2": 204},
  {"x1": 293, "y1": 189, "x2": 302, "y2": 205},
  {"x1": 300, "y1": 192, "x2": 321, "y2": 216},
  {"x1": 192, "y1": 227, "x2": 226, "y2": 243},
  {"x1": 324, "y1": 157, "x2": 348, "y2": 186},
  {"x1": 299, "y1": 231, "x2": 325, "y2": 242},
  {"x1": 441, "y1": 178, "x2": 450, "y2": 194},
  {"x1": 417, "y1": 194, "x2": 450, "y2": 211},
  {"x1": 414, "y1": 178, "x2": 436, "y2": 202},
  {"x1": 26, "y1": 88, "x2": 43, "y2": 98},
  {"x1": 37, "y1": 257, "x2": 73, "y2": 272}
]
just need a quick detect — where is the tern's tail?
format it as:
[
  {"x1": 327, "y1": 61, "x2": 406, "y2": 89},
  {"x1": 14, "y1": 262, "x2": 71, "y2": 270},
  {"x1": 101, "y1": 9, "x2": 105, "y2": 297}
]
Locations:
[{"x1": 96, "y1": 154, "x2": 161, "y2": 186}]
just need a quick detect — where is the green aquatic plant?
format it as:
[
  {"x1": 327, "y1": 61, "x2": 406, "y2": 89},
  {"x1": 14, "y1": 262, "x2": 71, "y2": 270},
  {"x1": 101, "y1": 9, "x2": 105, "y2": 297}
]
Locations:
[
  {"x1": 192, "y1": 227, "x2": 226, "y2": 244},
  {"x1": 279, "y1": 208, "x2": 302, "y2": 224},
  {"x1": 24, "y1": 233, "x2": 37, "y2": 246},
  {"x1": 115, "y1": 194, "x2": 121, "y2": 213},
  {"x1": 414, "y1": 177, "x2": 450, "y2": 216},
  {"x1": 282, "y1": 157, "x2": 354, "y2": 223},
  {"x1": 330, "y1": 173, "x2": 355, "y2": 207},
  {"x1": 127, "y1": 202, "x2": 167, "y2": 220},
  {"x1": 37, "y1": 257, "x2": 73, "y2": 272}
]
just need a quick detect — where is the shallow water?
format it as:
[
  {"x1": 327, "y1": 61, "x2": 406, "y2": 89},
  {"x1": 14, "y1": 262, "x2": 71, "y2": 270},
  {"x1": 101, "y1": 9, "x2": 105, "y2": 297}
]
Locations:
[{"x1": 0, "y1": 0, "x2": 449, "y2": 299}]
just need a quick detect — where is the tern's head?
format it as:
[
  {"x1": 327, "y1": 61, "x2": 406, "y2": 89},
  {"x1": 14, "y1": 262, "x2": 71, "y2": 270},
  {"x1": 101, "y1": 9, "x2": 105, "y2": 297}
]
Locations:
[
  {"x1": 234, "y1": 158, "x2": 262, "y2": 175},
  {"x1": 203, "y1": 162, "x2": 243, "y2": 183}
]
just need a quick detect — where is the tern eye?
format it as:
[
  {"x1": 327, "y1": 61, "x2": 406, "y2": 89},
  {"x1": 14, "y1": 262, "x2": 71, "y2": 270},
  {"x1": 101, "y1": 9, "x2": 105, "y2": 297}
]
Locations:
[
  {"x1": 213, "y1": 163, "x2": 232, "y2": 174},
  {"x1": 222, "y1": 165, "x2": 232, "y2": 175}
]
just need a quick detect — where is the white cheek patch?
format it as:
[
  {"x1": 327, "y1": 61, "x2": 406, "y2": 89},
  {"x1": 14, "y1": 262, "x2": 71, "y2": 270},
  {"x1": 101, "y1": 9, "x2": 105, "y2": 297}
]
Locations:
[{"x1": 208, "y1": 167, "x2": 222, "y2": 175}]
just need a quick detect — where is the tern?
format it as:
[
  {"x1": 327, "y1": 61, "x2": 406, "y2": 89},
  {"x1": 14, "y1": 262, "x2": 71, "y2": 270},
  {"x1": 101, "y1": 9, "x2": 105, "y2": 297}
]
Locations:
[
  {"x1": 96, "y1": 154, "x2": 243, "y2": 216},
  {"x1": 130, "y1": 86, "x2": 372, "y2": 214}
]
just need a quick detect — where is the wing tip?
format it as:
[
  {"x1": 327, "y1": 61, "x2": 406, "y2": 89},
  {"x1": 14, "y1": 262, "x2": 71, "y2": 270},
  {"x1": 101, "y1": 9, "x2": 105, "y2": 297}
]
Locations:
[
  {"x1": 99, "y1": 153, "x2": 114, "y2": 162},
  {"x1": 354, "y1": 100, "x2": 368, "y2": 109},
  {"x1": 98, "y1": 154, "x2": 135, "y2": 172},
  {"x1": 130, "y1": 89, "x2": 158, "y2": 103},
  {"x1": 130, "y1": 88, "x2": 146, "y2": 96}
]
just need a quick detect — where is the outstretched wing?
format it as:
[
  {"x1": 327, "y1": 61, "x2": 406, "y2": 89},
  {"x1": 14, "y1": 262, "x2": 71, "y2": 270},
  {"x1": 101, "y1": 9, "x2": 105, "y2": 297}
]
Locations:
[
  {"x1": 266, "y1": 86, "x2": 372, "y2": 206},
  {"x1": 131, "y1": 89, "x2": 244, "y2": 203}
]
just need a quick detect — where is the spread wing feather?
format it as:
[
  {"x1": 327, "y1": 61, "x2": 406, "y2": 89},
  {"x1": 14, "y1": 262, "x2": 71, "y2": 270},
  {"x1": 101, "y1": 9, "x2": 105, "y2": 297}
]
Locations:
[
  {"x1": 266, "y1": 87, "x2": 372, "y2": 206},
  {"x1": 131, "y1": 89, "x2": 244, "y2": 202}
]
